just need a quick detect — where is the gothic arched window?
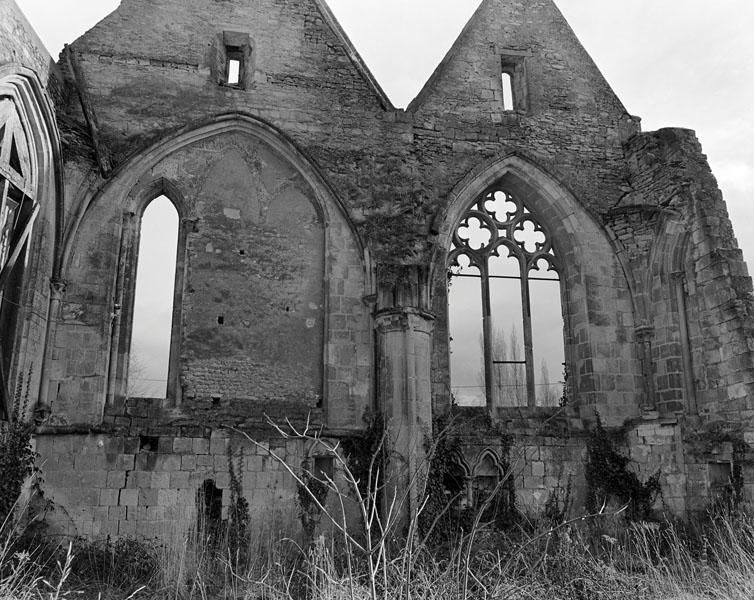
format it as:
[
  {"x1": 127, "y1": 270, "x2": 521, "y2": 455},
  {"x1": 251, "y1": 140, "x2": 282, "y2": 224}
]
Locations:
[
  {"x1": 0, "y1": 97, "x2": 37, "y2": 418},
  {"x1": 447, "y1": 187, "x2": 565, "y2": 408}
]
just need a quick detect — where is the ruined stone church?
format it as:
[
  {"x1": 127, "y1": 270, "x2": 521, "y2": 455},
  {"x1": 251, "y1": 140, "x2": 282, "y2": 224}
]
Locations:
[{"x1": 1, "y1": 0, "x2": 753, "y2": 538}]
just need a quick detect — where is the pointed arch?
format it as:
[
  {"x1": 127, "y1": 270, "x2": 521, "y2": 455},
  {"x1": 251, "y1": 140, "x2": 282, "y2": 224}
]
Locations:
[
  {"x1": 58, "y1": 114, "x2": 372, "y2": 424},
  {"x1": 0, "y1": 65, "x2": 64, "y2": 420},
  {"x1": 473, "y1": 448, "x2": 503, "y2": 477},
  {"x1": 645, "y1": 205, "x2": 696, "y2": 415},
  {"x1": 62, "y1": 113, "x2": 365, "y2": 279},
  {"x1": 431, "y1": 153, "x2": 639, "y2": 421},
  {"x1": 0, "y1": 65, "x2": 64, "y2": 276},
  {"x1": 107, "y1": 178, "x2": 188, "y2": 404}
]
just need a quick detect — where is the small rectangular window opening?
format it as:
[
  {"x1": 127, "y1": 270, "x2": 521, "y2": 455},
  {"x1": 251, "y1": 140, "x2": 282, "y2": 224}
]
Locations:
[
  {"x1": 314, "y1": 456, "x2": 334, "y2": 482},
  {"x1": 227, "y1": 58, "x2": 241, "y2": 86},
  {"x1": 501, "y1": 72, "x2": 514, "y2": 111}
]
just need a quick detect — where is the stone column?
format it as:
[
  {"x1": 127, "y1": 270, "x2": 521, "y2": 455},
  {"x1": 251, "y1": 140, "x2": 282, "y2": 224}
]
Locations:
[
  {"x1": 36, "y1": 277, "x2": 67, "y2": 422},
  {"x1": 635, "y1": 324, "x2": 657, "y2": 412},
  {"x1": 374, "y1": 307, "x2": 434, "y2": 533}
]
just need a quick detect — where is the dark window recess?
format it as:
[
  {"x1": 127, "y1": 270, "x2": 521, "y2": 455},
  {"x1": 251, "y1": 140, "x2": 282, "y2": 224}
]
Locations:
[
  {"x1": 313, "y1": 456, "x2": 334, "y2": 482},
  {"x1": 139, "y1": 435, "x2": 159, "y2": 452},
  {"x1": 709, "y1": 462, "x2": 733, "y2": 496},
  {"x1": 220, "y1": 31, "x2": 251, "y2": 89},
  {"x1": 197, "y1": 479, "x2": 223, "y2": 536},
  {"x1": 217, "y1": 315, "x2": 224, "y2": 325},
  {"x1": 8, "y1": 136, "x2": 22, "y2": 177}
]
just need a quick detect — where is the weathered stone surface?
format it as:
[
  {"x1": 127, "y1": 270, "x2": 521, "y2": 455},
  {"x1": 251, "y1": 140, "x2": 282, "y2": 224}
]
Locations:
[{"x1": 2, "y1": 0, "x2": 754, "y2": 539}]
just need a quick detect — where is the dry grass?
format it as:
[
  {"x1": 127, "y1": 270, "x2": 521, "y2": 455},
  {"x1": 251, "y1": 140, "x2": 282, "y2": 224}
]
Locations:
[
  {"x1": 3, "y1": 508, "x2": 754, "y2": 599},
  {"x1": 3, "y1": 418, "x2": 754, "y2": 600}
]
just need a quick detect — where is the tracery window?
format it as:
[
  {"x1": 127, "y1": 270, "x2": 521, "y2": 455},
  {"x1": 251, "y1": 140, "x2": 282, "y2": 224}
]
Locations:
[
  {"x1": 447, "y1": 187, "x2": 564, "y2": 408},
  {"x1": 0, "y1": 97, "x2": 38, "y2": 418},
  {"x1": 0, "y1": 98, "x2": 35, "y2": 274}
]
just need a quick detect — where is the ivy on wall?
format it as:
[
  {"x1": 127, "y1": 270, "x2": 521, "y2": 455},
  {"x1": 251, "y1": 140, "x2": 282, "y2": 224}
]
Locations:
[
  {"x1": 0, "y1": 370, "x2": 37, "y2": 525},
  {"x1": 585, "y1": 417, "x2": 660, "y2": 521}
]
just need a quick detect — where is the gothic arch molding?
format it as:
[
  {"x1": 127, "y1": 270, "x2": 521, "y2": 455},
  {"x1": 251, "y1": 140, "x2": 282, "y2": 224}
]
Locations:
[
  {"x1": 431, "y1": 153, "x2": 640, "y2": 419},
  {"x1": 0, "y1": 64, "x2": 64, "y2": 277},
  {"x1": 62, "y1": 113, "x2": 366, "y2": 278}
]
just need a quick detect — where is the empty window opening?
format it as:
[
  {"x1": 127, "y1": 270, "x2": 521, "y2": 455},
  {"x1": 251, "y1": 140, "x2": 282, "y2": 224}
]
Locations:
[
  {"x1": 0, "y1": 100, "x2": 30, "y2": 187},
  {"x1": 8, "y1": 137, "x2": 22, "y2": 177},
  {"x1": 313, "y1": 456, "x2": 334, "y2": 482},
  {"x1": 227, "y1": 58, "x2": 241, "y2": 85},
  {"x1": 197, "y1": 479, "x2": 223, "y2": 539},
  {"x1": 501, "y1": 72, "x2": 514, "y2": 111},
  {"x1": 448, "y1": 188, "x2": 565, "y2": 409},
  {"x1": 138, "y1": 435, "x2": 159, "y2": 452},
  {"x1": 217, "y1": 315, "x2": 224, "y2": 325},
  {"x1": 128, "y1": 195, "x2": 179, "y2": 399}
]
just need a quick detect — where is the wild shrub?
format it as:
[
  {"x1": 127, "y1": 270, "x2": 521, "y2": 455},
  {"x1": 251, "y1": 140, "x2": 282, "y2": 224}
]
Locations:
[
  {"x1": 0, "y1": 370, "x2": 37, "y2": 526},
  {"x1": 585, "y1": 417, "x2": 660, "y2": 521}
]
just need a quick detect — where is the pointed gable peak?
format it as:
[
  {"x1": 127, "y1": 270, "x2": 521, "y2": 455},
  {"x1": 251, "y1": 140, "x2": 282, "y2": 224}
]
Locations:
[
  {"x1": 408, "y1": 0, "x2": 628, "y2": 121},
  {"x1": 312, "y1": 0, "x2": 393, "y2": 110}
]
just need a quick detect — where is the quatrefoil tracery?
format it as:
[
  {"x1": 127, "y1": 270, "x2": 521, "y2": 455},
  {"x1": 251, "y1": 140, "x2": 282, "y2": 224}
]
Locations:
[{"x1": 449, "y1": 188, "x2": 559, "y2": 277}]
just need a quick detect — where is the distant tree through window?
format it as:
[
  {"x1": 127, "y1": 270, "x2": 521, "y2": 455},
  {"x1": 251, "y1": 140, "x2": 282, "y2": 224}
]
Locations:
[
  {"x1": 447, "y1": 187, "x2": 565, "y2": 408},
  {"x1": 128, "y1": 195, "x2": 179, "y2": 398}
]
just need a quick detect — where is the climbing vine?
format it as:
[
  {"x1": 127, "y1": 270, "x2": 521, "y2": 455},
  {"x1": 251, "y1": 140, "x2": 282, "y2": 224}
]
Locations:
[
  {"x1": 226, "y1": 439, "x2": 250, "y2": 561},
  {"x1": 419, "y1": 412, "x2": 515, "y2": 546},
  {"x1": 297, "y1": 464, "x2": 329, "y2": 543},
  {"x1": 0, "y1": 370, "x2": 37, "y2": 525},
  {"x1": 341, "y1": 411, "x2": 388, "y2": 501},
  {"x1": 585, "y1": 417, "x2": 660, "y2": 521}
]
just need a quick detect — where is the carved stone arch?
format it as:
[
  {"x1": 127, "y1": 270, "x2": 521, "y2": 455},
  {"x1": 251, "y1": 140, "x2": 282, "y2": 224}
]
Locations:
[
  {"x1": 0, "y1": 65, "x2": 64, "y2": 274},
  {"x1": 56, "y1": 114, "x2": 372, "y2": 427},
  {"x1": 473, "y1": 448, "x2": 503, "y2": 477},
  {"x1": 125, "y1": 176, "x2": 193, "y2": 220},
  {"x1": 646, "y1": 207, "x2": 696, "y2": 415},
  {"x1": 62, "y1": 113, "x2": 366, "y2": 277},
  {"x1": 431, "y1": 153, "x2": 640, "y2": 423},
  {"x1": 451, "y1": 448, "x2": 472, "y2": 478},
  {"x1": 0, "y1": 65, "x2": 64, "y2": 419},
  {"x1": 106, "y1": 176, "x2": 192, "y2": 406}
]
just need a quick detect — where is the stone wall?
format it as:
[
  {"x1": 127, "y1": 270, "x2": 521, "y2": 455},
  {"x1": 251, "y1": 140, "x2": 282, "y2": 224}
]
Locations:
[
  {"x1": 1, "y1": 0, "x2": 752, "y2": 537},
  {"x1": 36, "y1": 431, "x2": 306, "y2": 538}
]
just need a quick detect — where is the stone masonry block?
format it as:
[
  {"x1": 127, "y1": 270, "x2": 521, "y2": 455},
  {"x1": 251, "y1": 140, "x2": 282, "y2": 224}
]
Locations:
[
  {"x1": 107, "y1": 471, "x2": 126, "y2": 488},
  {"x1": 173, "y1": 438, "x2": 194, "y2": 454},
  {"x1": 193, "y1": 438, "x2": 210, "y2": 454},
  {"x1": 210, "y1": 437, "x2": 228, "y2": 455},
  {"x1": 171, "y1": 471, "x2": 190, "y2": 488},
  {"x1": 119, "y1": 489, "x2": 139, "y2": 506},
  {"x1": 99, "y1": 489, "x2": 120, "y2": 506},
  {"x1": 151, "y1": 472, "x2": 170, "y2": 489},
  {"x1": 154, "y1": 455, "x2": 182, "y2": 471}
]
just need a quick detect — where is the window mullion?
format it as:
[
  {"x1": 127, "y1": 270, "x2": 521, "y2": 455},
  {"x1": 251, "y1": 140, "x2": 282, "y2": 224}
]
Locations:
[
  {"x1": 520, "y1": 264, "x2": 536, "y2": 407},
  {"x1": 480, "y1": 258, "x2": 494, "y2": 410}
]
